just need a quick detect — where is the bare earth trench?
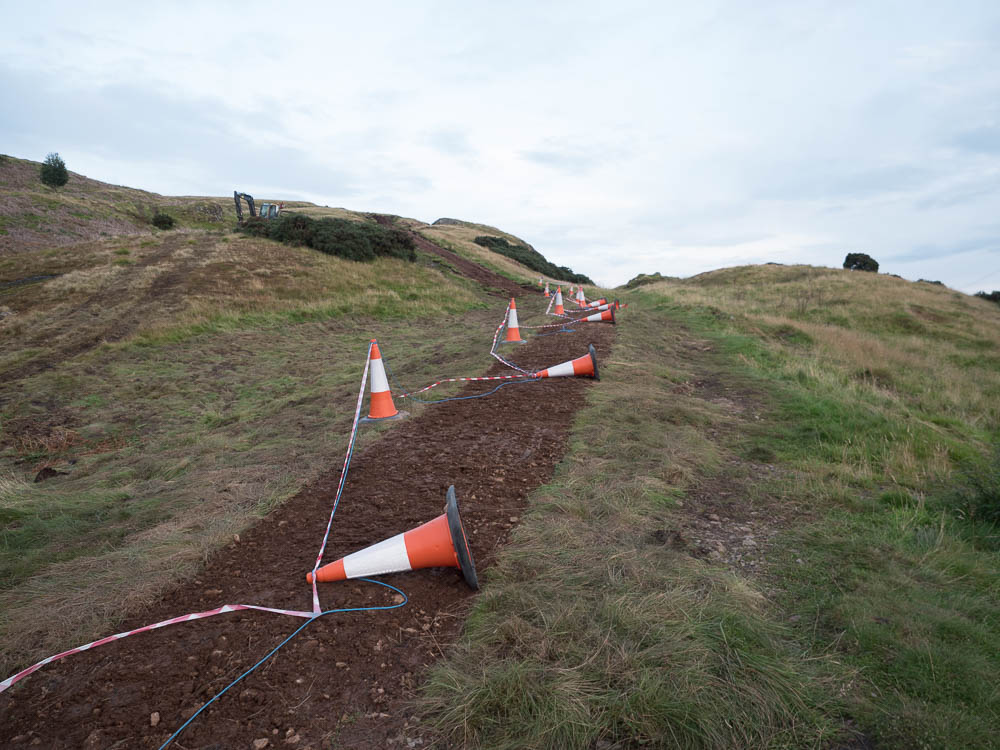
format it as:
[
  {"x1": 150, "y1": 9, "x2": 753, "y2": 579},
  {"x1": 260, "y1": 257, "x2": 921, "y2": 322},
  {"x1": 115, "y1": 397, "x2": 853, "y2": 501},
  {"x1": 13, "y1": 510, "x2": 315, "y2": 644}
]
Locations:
[{"x1": 0, "y1": 314, "x2": 616, "y2": 748}]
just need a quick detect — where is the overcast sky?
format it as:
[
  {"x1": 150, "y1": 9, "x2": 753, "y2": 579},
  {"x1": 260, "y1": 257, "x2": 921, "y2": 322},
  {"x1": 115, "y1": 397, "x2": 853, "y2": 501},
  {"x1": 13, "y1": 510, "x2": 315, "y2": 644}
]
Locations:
[{"x1": 2, "y1": 1, "x2": 999, "y2": 291}]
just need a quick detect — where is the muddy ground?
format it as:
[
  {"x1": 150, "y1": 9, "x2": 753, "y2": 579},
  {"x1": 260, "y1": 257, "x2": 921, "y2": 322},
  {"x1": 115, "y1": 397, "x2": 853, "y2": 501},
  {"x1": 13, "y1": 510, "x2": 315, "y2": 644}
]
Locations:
[{"x1": 0, "y1": 316, "x2": 616, "y2": 749}]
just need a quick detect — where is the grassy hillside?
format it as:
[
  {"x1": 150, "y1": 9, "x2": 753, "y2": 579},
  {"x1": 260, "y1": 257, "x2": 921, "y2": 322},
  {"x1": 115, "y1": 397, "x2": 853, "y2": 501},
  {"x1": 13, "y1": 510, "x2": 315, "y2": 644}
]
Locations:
[
  {"x1": 0, "y1": 159, "x2": 563, "y2": 673},
  {"x1": 423, "y1": 265, "x2": 1000, "y2": 748}
]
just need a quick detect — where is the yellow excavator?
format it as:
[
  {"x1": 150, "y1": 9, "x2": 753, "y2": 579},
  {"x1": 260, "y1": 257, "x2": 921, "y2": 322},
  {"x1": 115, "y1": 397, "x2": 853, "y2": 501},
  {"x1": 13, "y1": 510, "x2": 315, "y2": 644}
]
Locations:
[{"x1": 233, "y1": 191, "x2": 282, "y2": 223}]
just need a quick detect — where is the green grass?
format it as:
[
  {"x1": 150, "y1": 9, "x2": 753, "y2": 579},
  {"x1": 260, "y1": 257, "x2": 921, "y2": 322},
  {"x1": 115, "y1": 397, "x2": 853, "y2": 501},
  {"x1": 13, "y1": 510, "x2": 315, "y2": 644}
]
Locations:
[
  {"x1": 424, "y1": 276, "x2": 1000, "y2": 748},
  {"x1": 422, "y1": 298, "x2": 840, "y2": 748}
]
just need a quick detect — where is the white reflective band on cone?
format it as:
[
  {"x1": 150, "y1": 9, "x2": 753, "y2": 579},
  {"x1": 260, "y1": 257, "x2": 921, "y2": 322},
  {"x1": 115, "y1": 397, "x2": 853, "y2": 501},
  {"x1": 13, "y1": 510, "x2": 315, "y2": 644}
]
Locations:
[
  {"x1": 342, "y1": 533, "x2": 411, "y2": 578},
  {"x1": 370, "y1": 356, "x2": 391, "y2": 393}
]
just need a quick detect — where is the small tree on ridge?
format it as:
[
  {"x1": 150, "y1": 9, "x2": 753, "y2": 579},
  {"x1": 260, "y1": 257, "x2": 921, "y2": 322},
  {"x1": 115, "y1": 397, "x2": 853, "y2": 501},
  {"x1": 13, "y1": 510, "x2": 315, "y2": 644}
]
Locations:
[{"x1": 40, "y1": 152, "x2": 69, "y2": 188}]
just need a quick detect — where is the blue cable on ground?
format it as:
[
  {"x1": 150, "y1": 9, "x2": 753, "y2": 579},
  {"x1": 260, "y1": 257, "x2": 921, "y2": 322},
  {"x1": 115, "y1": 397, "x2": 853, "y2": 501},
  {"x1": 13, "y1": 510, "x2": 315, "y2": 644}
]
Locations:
[
  {"x1": 535, "y1": 326, "x2": 576, "y2": 337},
  {"x1": 159, "y1": 580, "x2": 408, "y2": 749}
]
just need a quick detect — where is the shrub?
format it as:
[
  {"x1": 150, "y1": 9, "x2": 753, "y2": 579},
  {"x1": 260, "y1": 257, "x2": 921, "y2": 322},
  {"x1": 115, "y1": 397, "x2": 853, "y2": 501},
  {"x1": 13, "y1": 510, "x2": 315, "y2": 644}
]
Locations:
[
  {"x1": 974, "y1": 290, "x2": 1000, "y2": 306},
  {"x1": 237, "y1": 214, "x2": 415, "y2": 263},
  {"x1": 151, "y1": 211, "x2": 176, "y2": 230},
  {"x1": 40, "y1": 152, "x2": 69, "y2": 188},
  {"x1": 843, "y1": 252, "x2": 879, "y2": 272},
  {"x1": 473, "y1": 236, "x2": 592, "y2": 284}
]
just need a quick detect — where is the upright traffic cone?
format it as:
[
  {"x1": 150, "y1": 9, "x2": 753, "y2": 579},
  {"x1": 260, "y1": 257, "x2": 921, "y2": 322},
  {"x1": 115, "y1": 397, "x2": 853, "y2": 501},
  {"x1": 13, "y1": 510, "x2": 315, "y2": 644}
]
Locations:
[
  {"x1": 537, "y1": 277, "x2": 543, "y2": 286},
  {"x1": 361, "y1": 340, "x2": 405, "y2": 422},
  {"x1": 543, "y1": 282, "x2": 550, "y2": 298},
  {"x1": 534, "y1": 344, "x2": 600, "y2": 380},
  {"x1": 503, "y1": 298, "x2": 526, "y2": 343},
  {"x1": 578, "y1": 308, "x2": 616, "y2": 325},
  {"x1": 307, "y1": 486, "x2": 478, "y2": 589},
  {"x1": 613, "y1": 299, "x2": 621, "y2": 310},
  {"x1": 554, "y1": 286, "x2": 565, "y2": 315},
  {"x1": 576, "y1": 287, "x2": 586, "y2": 306}
]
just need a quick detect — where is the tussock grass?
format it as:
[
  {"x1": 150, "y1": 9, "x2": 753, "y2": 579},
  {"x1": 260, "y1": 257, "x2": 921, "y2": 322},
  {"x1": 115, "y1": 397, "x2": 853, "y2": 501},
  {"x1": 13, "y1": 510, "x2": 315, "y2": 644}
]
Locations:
[
  {"x1": 422, "y1": 305, "x2": 838, "y2": 748},
  {"x1": 628, "y1": 268, "x2": 1000, "y2": 748}
]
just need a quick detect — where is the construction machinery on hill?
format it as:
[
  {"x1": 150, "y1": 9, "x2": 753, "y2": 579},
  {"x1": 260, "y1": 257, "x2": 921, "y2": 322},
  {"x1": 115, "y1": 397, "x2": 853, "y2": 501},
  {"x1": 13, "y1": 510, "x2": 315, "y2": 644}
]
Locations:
[{"x1": 233, "y1": 191, "x2": 282, "y2": 223}]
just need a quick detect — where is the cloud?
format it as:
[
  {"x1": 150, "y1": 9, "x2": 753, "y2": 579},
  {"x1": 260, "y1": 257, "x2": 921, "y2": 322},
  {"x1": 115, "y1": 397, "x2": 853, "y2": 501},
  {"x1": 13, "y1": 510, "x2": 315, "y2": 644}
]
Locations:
[{"x1": 952, "y1": 125, "x2": 1000, "y2": 154}]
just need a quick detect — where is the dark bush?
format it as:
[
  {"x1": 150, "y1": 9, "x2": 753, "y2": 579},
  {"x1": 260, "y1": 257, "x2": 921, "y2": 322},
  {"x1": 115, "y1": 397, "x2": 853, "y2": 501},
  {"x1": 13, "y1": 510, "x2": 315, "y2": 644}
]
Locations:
[
  {"x1": 918, "y1": 279, "x2": 944, "y2": 286},
  {"x1": 40, "y1": 152, "x2": 69, "y2": 188},
  {"x1": 473, "y1": 236, "x2": 592, "y2": 284},
  {"x1": 974, "y1": 290, "x2": 1000, "y2": 305},
  {"x1": 151, "y1": 211, "x2": 176, "y2": 230},
  {"x1": 238, "y1": 213, "x2": 415, "y2": 263},
  {"x1": 843, "y1": 252, "x2": 879, "y2": 272}
]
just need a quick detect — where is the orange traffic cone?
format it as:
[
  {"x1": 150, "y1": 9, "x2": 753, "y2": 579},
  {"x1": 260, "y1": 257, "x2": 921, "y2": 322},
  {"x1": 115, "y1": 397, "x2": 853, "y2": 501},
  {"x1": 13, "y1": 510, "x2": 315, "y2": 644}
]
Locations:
[
  {"x1": 578, "y1": 308, "x2": 616, "y2": 324},
  {"x1": 554, "y1": 286, "x2": 565, "y2": 315},
  {"x1": 543, "y1": 282, "x2": 550, "y2": 298},
  {"x1": 613, "y1": 299, "x2": 620, "y2": 310},
  {"x1": 534, "y1": 344, "x2": 599, "y2": 380},
  {"x1": 503, "y1": 298, "x2": 526, "y2": 343},
  {"x1": 361, "y1": 340, "x2": 406, "y2": 422},
  {"x1": 586, "y1": 298, "x2": 608, "y2": 308},
  {"x1": 576, "y1": 287, "x2": 586, "y2": 306},
  {"x1": 307, "y1": 486, "x2": 478, "y2": 589}
]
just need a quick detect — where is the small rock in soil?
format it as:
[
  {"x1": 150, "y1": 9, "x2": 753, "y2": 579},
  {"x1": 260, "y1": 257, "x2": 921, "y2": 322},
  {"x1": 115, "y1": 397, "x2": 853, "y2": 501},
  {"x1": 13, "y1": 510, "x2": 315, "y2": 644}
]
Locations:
[{"x1": 150, "y1": 711, "x2": 160, "y2": 727}]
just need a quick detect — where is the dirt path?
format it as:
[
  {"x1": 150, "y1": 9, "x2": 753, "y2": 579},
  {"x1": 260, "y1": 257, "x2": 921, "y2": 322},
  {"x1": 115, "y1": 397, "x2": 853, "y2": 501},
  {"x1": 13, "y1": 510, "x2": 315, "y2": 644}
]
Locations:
[
  {"x1": 0, "y1": 312, "x2": 616, "y2": 748},
  {"x1": 370, "y1": 215, "x2": 530, "y2": 298}
]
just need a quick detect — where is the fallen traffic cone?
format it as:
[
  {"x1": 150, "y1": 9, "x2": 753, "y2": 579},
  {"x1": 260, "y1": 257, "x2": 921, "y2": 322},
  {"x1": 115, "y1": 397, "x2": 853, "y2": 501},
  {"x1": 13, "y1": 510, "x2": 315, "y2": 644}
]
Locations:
[
  {"x1": 554, "y1": 286, "x2": 565, "y2": 315},
  {"x1": 503, "y1": 298, "x2": 526, "y2": 343},
  {"x1": 586, "y1": 298, "x2": 608, "y2": 308},
  {"x1": 361, "y1": 340, "x2": 406, "y2": 422},
  {"x1": 578, "y1": 308, "x2": 616, "y2": 324},
  {"x1": 543, "y1": 282, "x2": 550, "y2": 298},
  {"x1": 533, "y1": 344, "x2": 600, "y2": 380},
  {"x1": 307, "y1": 486, "x2": 478, "y2": 589}
]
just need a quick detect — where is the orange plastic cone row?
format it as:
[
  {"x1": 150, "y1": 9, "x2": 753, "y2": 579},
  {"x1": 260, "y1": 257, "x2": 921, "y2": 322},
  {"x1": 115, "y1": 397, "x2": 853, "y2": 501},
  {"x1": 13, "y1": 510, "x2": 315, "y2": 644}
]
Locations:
[
  {"x1": 544, "y1": 282, "x2": 550, "y2": 297},
  {"x1": 533, "y1": 344, "x2": 600, "y2": 380},
  {"x1": 503, "y1": 298, "x2": 526, "y2": 343},
  {"x1": 362, "y1": 340, "x2": 404, "y2": 421},
  {"x1": 554, "y1": 286, "x2": 565, "y2": 315},
  {"x1": 307, "y1": 486, "x2": 478, "y2": 589},
  {"x1": 579, "y1": 308, "x2": 616, "y2": 325}
]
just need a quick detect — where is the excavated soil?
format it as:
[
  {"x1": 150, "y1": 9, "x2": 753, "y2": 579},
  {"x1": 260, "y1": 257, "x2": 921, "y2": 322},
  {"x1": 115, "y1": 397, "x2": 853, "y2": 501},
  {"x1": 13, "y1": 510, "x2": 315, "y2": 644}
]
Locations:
[
  {"x1": 370, "y1": 214, "x2": 529, "y2": 299},
  {"x1": 408, "y1": 232, "x2": 530, "y2": 298},
  {"x1": 0, "y1": 320, "x2": 616, "y2": 749}
]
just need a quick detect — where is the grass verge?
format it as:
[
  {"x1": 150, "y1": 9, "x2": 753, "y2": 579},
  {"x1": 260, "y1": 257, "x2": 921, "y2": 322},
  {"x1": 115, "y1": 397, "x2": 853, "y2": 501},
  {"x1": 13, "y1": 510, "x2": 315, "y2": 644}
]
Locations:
[{"x1": 423, "y1": 277, "x2": 1000, "y2": 748}]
